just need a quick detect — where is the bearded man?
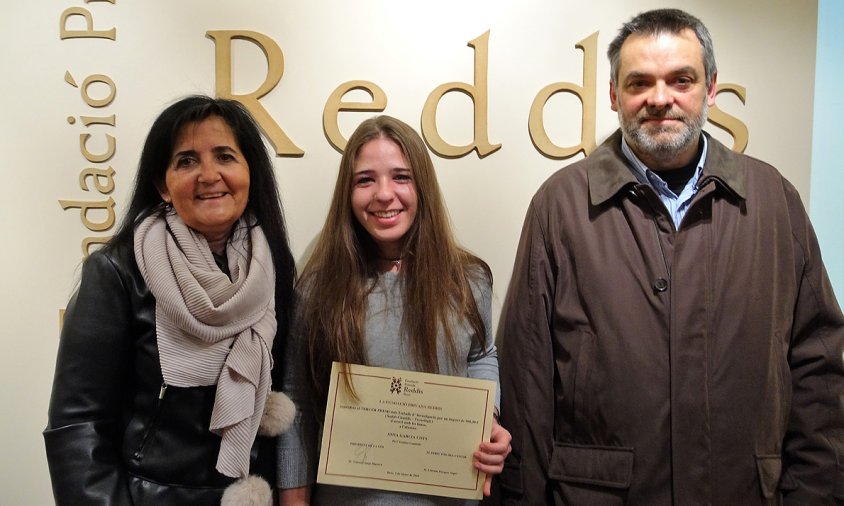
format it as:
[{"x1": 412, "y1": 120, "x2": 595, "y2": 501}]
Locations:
[{"x1": 498, "y1": 8, "x2": 844, "y2": 505}]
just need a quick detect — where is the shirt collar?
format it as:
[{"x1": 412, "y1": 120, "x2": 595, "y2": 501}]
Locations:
[
  {"x1": 620, "y1": 134, "x2": 708, "y2": 190},
  {"x1": 588, "y1": 130, "x2": 747, "y2": 206}
]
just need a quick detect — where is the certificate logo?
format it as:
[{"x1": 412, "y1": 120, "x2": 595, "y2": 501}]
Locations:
[
  {"x1": 390, "y1": 377, "x2": 402, "y2": 394},
  {"x1": 403, "y1": 379, "x2": 424, "y2": 395}
]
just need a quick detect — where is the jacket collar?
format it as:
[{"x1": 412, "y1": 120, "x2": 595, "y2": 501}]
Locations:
[{"x1": 588, "y1": 130, "x2": 746, "y2": 206}]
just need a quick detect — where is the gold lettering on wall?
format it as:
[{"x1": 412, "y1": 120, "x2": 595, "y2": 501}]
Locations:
[
  {"x1": 208, "y1": 29, "x2": 749, "y2": 162},
  {"x1": 421, "y1": 31, "x2": 501, "y2": 159},
  {"x1": 61, "y1": 69, "x2": 117, "y2": 257},
  {"x1": 78, "y1": 74, "x2": 116, "y2": 107},
  {"x1": 79, "y1": 166, "x2": 116, "y2": 193},
  {"x1": 79, "y1": 133, "x2": 116, "y2": 163},
  {"x1": 59, "y1": 7, "x2": 116, "y2": 40},
  {"x1": 81, "y1": 236, "x2": 111, "y2": 254},
  {"x1": 323, "y1": 81, "x2": 388, "y2": 152},
  {"x1": 58, "y1": 197, "x2": 116, "y2": 232},
  {"x1": 79, "y1": 114, "x2": 115, "y2": 127},
  {"x1": 710, "y1": 84, "x2": 749, "y2": 152},
  {"x1": 207, "y1": 30, "x2": 304, "y2": 157},
  {"x1": 529, "y1": 32, "x2": 598, "y2": 159}
]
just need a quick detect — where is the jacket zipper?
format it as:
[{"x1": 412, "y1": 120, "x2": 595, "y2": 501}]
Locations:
[{"x1": 133, "y1": 382, "x2": 168, "y2": 461}]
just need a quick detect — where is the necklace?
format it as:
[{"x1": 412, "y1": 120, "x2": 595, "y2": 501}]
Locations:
[{"x1": 379, "y1": 256, "x2": 403, "y2": 271}]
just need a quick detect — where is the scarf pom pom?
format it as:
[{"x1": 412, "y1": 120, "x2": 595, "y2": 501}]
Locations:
[
  {"x1": 221, "y1": 475, "x2": 271, "y2": 506},
  {"x1": 258, "y1": 391, "x2": 296, "y2": 436}
]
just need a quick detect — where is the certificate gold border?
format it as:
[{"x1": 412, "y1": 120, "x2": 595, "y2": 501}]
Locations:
[{"x1": 317, "y1": 362, "x2": 496, "y2": 499}]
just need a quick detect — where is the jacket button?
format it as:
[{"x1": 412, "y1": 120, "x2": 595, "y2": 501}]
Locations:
[{"x1": 653, "y1": 278, "x2": 669, "y2": 292}]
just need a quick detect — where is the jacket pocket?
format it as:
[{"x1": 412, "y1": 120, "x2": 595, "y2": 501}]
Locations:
[
  {"x1": 572, "y1": 332, "x2": 595, "y2": 433},
  {"x1": 755, "y1": 454, "x2": 782, "y2": 499},
  {"x1": 549, "y1": 443, "x2": 634, "y2": 487},
  {"x1": 548, "y1": 443, "x2": 633, "y2": 505},
  {"x1": 128, "y1": 473, "x2": 225, "y2": 504}
]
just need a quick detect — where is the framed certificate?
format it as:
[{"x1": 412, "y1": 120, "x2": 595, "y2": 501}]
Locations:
[{"x1": 316, "y1": 362, "x2": 496, "y2": 500}]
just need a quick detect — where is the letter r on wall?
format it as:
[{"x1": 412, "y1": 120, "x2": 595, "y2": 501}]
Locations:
[{"x1": 207, "y1": 30, "x2": 304, "y2": 157}]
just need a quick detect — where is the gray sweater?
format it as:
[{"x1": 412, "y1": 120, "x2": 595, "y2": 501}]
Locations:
[{"x1": 278, "y1": 271, "x2": 499, "y2": 505}]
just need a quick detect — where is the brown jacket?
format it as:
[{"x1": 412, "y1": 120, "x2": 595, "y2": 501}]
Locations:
[{"x1": 499, "y1": 131, "x2": 844, "y2": 505}]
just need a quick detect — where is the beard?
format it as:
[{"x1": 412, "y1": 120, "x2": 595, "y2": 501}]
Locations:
[{"x1": 619, "y1": 101, "x2": 708, "y2": 165}]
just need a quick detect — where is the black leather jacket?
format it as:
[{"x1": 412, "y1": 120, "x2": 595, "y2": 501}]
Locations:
[{"x1": 44, "y1": 241, "x2": 279, "y2": 505}]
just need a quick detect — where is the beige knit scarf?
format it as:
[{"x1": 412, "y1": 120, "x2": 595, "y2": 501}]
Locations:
[{"x1": 134, "y1": 208, "x2": 276, "y2": 479}]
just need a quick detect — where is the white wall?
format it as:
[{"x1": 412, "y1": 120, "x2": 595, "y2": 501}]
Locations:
[{"x1": 0, "y1": 1, "x2": 820, "y2": 504}]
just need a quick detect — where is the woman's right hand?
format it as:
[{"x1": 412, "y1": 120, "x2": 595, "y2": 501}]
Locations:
[{"x1": 473, "y1": 419, "x2": 513, "y2": 496}]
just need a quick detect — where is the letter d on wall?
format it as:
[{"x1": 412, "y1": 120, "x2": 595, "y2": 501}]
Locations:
[
  {"x1": 422, "y1": 31, "x2": 501, "y2": 159},
  {"x1": 528, "y1": 32, "x2": 598, "y2": 159}
]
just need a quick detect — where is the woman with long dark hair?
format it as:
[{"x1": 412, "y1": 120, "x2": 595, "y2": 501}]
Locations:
[{"x1": 45, "y1": 95, "x2": 296, "y2": 505}]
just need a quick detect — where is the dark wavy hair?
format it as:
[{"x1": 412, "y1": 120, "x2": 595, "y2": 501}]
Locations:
[
  {"x1": 607, "y1": 8, "x2": 717, "y2": 88},
  {"x1": 106, "y1": 95, "x2": 296, "y2": 375}
]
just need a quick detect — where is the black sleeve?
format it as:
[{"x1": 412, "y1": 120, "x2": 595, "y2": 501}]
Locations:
[{"x1": 43, "y1": 251, "x2": 134, "y2": 506}]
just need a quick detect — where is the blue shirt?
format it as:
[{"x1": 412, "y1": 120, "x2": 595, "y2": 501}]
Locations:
[{"x1": 621, "y1": 135, "x2": 708, "y2": 229}]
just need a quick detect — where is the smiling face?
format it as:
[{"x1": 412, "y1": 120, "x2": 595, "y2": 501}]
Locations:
[
  {"x1": 350, "y1": 136, "x2": 418, "y2": 259},
  {"x1": 610, "y1": 29, "x2": 717, "y2": 170},
  {"x1": 156, "y1": 115, "x2": 250, "y2": 247}
]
